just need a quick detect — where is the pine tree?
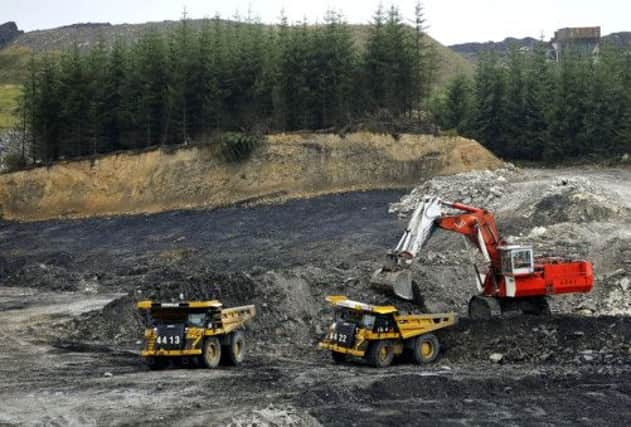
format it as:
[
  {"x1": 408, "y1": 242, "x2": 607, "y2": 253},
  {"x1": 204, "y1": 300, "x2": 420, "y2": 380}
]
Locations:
[
  {"x1": 550, "y1": 50, "x2": 590, "y2": 159},
  {"x1": 311, "y1": 10, "x2": 356, "y2": 129},
  {"x1": 383, "y1": 6, "x2": 414, "y2": 115},
  {"x1": 504, "y1": 45, "x2": 527, "y2": 158},
  {"x1": 412, "y1": 1, "x2": 436, "y2": 110},
  {"x1": 58, "y1": 43, "x2": 89, "y2": 157},
  {"x1": 616, "y1": 48, "x2": 631, "y2": 153},
  {"x1": 103, "y1": 37, "x2": 130, "y2": 151},
  {"x1": 86, "y1": 35, "x2": 108, "y2": 154},
  {"x1": 36, "y1": 55, "x2": 62, "y2": 162},
  {"x1": 363, "y1": 4, "x2": 388, "y2": 113},
  {"x1": 441, "y1": 74, "x2": 472, "y2": 133},
  {"x1": 133, "y1": 30, "x2": 169, "y2": 147},
  {"x1": 22, "y1": 54, "x2": 38, "y2": 163},
  {"x1": 167, "y1": 12, "x2": 197, "y2": 144},
  {"x1": 471, "y1": 51, "x2": 507, "y2": 155}
]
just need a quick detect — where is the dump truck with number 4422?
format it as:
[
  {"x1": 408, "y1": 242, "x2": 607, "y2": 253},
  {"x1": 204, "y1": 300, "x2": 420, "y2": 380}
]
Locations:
[
  {"x1": 319, "y1": 296, "x2": 456, "y2": 368},
  {"x1": 137, "y1": 300, "x2": 256, "y2": 370}
]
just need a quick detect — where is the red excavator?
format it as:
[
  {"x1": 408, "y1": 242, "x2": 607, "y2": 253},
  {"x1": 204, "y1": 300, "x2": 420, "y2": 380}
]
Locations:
[{"x1": 372, "y1": 196, "x2": 593, "y2": 318}]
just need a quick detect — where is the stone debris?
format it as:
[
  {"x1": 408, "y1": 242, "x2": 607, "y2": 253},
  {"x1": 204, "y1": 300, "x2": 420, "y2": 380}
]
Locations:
[
  {"x1": 390, "y1": 165, "x2": 520, "y2": 215},
  {"x1": 489, "y1": 353, "x2": 504, "y2": 363}
]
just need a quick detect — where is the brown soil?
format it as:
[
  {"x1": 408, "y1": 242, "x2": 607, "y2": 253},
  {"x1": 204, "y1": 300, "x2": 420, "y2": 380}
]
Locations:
[{"x1": 0, "y1": 133, "x2": 501, "y2": 221}]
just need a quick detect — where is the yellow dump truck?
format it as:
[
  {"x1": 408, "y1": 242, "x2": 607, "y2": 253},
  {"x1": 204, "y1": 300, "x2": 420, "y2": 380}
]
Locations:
[
  {"x1": 318, "y1": 296, "x2": 456, "y2": 368},
  {"x1": 137, "y1": 300, "x2": 255, "y2": 369}
]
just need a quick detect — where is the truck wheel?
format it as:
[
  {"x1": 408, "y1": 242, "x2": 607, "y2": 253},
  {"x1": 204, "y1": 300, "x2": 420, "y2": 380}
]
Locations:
[
  {"x1": 224, "y1": 331, "x2": 246, "y2": 366},
  {"x1": 413, "y1": 334, "x2": 440, "y2": 364},
  {"x1": 366, "y1": 340, "x2": 394, "y2": 368},
  {"x1": 331, "y1": 351, "x2": 346, "y2": 364},
  {"x1": 201, "y1": 337, "x2": 222, "y2": 369},
  {"x1": 146, "y1": 357, "x2": 168, "y2": 370}
]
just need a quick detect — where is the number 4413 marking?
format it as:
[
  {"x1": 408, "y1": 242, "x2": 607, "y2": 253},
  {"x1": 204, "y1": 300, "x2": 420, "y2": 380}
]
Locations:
[{"x1": 156, "y1": 336, "x2": 181, "y2": 345}]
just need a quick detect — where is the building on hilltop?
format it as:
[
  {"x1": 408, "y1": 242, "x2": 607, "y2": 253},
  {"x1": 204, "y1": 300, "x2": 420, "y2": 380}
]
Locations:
[{"x1": 551, "y1": 27, "x2": 601, "y2": 61}]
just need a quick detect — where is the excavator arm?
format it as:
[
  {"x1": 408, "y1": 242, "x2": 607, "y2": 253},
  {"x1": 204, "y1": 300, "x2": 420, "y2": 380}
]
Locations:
[
  {"x1": 374, "y1": 196, "x2": 504, "y2": 300},
  {"x1": 388, "y1": 196, "x2": 503, "y2": 268},
  {"x1": 373, "y1": 194, "x2": 593, "y2": 318}
]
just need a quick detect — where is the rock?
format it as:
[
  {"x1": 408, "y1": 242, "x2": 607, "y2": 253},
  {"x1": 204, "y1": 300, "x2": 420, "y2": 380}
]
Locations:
[
  {"x1": 617, "y1": 277, "x2": 630, "y2": 291},
  {"x1": 575, "y1": 308, "x2": 594, "y2": 316},
  {"x1": 104, "y1": 372, "x2": 113, "y2": 378},
  {"x1": 529, "y1": 226, "x2": 547, "y2": 238},
  {"x1": 0, "y1": 22, "x2": 23, "y2": 49},
  {"x1": 577, "y1": 301, "x2": 597, "y2": 312},
  {"x1": 489, "y1": 353, "x2": 504, "y2": 363}
]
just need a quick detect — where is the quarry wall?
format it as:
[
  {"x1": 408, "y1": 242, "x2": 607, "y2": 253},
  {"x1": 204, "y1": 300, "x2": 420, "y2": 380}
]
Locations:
[{"x1": 0, "y1": 133, "x2": 502, "y2": 221}]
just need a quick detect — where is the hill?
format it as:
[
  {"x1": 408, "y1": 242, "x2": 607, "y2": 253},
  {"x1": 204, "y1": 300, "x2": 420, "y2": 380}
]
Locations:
[
  {"x1": 450, "y1": 36, "x2": 541, "y2": 62},
  {"x1": 1, "y1": 20, "x2": 473, "y2": 85},
  {"x1": 0, "y1": 19, "x2": 473, "y2": 132},
  {"x1": 450, "y1": 32, "x2": 631, "y2": 62}
]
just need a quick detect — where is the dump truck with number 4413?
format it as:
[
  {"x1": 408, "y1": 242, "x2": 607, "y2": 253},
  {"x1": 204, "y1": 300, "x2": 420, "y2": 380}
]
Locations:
[
  {"x1": 137, "y1": 300, "x2": 256, "y2": 370},
  {"x1": 319, "y1": 296, "x2": 456, "y2": 367}
]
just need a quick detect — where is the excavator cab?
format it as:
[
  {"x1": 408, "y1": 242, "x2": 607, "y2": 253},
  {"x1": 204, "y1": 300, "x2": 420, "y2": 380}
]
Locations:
[{"x1": 499, "y1": 245, "x2": 534, "y2": 276}]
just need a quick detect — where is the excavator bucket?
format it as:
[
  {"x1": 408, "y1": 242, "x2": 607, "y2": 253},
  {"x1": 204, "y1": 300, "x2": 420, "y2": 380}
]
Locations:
[
  {"x1": 371, "y1": 268, "x2": 415, "y2": 300},
  {"x1": 371, "y1": 196, "x2": 443, "y2": 301}
]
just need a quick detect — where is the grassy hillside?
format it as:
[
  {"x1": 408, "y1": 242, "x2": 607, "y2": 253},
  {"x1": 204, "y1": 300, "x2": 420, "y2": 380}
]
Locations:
[
  {"x1": 0, "y1": 46, "x2": 31, "y2": 85},
  {"x1": 0, "y1": 84, "x2": 20, "y2": 129}
]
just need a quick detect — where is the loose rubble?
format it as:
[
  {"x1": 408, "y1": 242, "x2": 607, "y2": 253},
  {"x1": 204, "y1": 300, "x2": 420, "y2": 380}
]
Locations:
[{"x1": 390, "y1": 166, "x2": 631, "y2": 317}]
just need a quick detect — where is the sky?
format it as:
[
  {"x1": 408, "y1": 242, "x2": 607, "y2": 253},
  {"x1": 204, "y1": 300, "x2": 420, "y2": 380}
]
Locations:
[{"x1": 2, "y1": 0, "x2": 630, "y2": 46}]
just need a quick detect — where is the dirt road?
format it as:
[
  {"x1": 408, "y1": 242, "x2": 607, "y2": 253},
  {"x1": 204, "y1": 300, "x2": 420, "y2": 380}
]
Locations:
[{"x1": 1, "y1": 168, "x2": 630, "y2": 425}]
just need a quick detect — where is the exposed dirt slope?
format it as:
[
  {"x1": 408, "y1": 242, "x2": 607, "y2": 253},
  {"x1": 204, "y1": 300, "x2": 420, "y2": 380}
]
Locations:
[{"x1": 0, "y1": 133, "x2": 501, "y2": 221}]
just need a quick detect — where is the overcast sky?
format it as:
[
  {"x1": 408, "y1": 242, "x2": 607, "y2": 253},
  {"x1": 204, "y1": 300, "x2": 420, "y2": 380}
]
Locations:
[{"x1": 2, "y1": 0, "x2": 630, "y2": 45}]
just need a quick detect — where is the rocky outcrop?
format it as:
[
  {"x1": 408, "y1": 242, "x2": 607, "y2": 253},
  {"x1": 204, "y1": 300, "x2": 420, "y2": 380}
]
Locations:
[{"x1": 0, "y1": 22, "x2": 23, "y2": 49}]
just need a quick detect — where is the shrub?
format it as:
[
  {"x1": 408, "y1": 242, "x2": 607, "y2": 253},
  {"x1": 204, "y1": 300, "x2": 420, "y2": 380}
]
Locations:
[{"x1": 219, "y1": 132, "x2": 262, "y2": 163}]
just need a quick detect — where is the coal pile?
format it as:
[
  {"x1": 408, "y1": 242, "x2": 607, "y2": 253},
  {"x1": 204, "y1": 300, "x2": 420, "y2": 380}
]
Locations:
[{"x1": 441, "y1": 315, "x2": 631, "y2": 367}]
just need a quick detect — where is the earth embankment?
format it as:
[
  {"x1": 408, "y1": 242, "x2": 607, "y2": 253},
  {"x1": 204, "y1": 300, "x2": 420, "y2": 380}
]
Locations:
[{"x1": 0, "y1": 133, "x2": 501, "y2": 221}]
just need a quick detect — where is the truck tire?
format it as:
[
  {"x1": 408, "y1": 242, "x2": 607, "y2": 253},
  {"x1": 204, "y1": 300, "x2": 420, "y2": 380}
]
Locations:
[
  {"x1": 146, "y1": 357, "x2": 168, "y2": 370},
  {"x1": 366, "y1": 340, "x2": 394, "y2": 368},
  {"x1": 331, "y1": 351, "x2": 346, "y2": 364},
  {"x1": 201, "y1": 337, "x2": 222, "y2": 369},
  {"x1": 224, "y1": 331, "x2": 246, "y2": 366},
  {"x1": 412, "y1": 334, "x2": 440, "y2": 364}
]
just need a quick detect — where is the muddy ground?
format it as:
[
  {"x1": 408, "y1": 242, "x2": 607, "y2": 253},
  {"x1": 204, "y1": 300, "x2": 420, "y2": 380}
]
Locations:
[{"x1": 0, "y1": 168, "x2": 630, "y2": 426}]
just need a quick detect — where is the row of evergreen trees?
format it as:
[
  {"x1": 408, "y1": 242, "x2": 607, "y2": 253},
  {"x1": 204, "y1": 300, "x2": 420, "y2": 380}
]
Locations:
[
  {"x1": 434, "y1": 43, "x2": 631, "y2": 160},
  {"x1": 21, "y1": 5, "x2": 435, "y2": 163}
]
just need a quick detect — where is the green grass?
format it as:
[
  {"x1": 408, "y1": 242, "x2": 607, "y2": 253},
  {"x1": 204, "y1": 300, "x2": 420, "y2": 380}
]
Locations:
[
  {"x1": 0, "y1": 84, "x2": 21, "y2": 130},
  {"x1": 0, "y1": 46, "x2": 29, "y2": 129},
  {"x1": 0, "y1": 46, "x2": 31, "y2": 84}
]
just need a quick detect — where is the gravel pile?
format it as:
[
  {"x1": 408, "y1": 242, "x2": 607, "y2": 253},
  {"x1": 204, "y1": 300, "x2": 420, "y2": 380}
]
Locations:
[{"x1": 390, "y1": 164, "x2": 521, "y2": 215}]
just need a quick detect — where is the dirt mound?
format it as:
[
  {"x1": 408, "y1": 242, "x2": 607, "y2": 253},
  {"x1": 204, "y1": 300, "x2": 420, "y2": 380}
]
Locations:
[
  {"x1": 390, "y1": 165, "x2": 521, "y2": 215},
  {"x1": 63, "y1": 269, "x2": 335, "y2": 356},
  {"x1": 391, "y1": 169, "x2": 628, "y2": 229},
  {"x1": 389, "y1": 168, "x2": 631, "y2": 318},
  {"x1": 441, "y1": 316, "x2": 631, "y2": 367},
  {"x1": 0, "y1": 133, "x2": 502, "y2": 222}
]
